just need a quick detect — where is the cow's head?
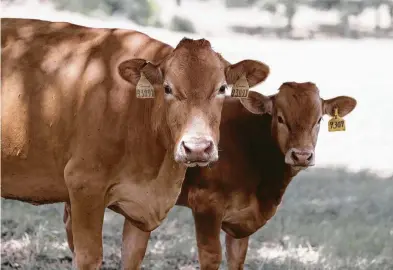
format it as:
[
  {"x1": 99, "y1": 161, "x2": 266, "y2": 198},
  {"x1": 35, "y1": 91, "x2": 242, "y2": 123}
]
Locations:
[
  {"x1": 118, "y1": 38, "x2": 269, "y2": 167},
  {"x1": 240, "y1": 82, "x2": 357, "y2": 169}
]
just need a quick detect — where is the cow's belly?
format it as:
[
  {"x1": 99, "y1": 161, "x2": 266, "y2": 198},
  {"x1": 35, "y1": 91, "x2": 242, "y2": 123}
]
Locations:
[{"x1": 1, "y1": 159, "x2": 69, "y2": 204}]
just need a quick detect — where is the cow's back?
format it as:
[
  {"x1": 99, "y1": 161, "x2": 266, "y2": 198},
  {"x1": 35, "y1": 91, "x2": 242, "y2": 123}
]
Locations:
[{"x1": 1, "y1": 18, "x2": 172, "y2": 203}]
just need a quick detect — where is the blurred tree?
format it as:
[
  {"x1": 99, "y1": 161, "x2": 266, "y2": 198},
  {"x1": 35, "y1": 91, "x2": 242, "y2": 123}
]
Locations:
[
  {"x1": 284, "y1": 0, "x2": 297, "y2": 35},
  {"x1": 104, "y1": 0, "x2": 122, "y2": 14},
  {"x1": 52, "y1": 0, "x2": 158, "y2": 26},
  {"x1": 225, "y1": 0, "x2": 259, "y2": 8},
  {"x1": 339, "y1": 1, "x2": 351, "y2": 37},
  {"x1": 258, "y1": 0, "x2": 298, "y2": 37},
  {"x1": 257, "y1": 0, "x2": 278, "y2": 13},
  {"x1": 309, "y1": 0, "x2": 366, "y2": 38},
  {"x1": 389, "y1": 2, "x2": 393, "y2": 29},
  {"x1": 373, "y1": 0, "x2": 383, "y2": 36},
  {"x1": 169, "y1": 15, "x2": 196, "y2": 33},
  {"x1": 310, "y1": 0, "x2": 341, "y2": 10},
  {"x1": 53, "y1": 0, "x2": 98, "y2": 13},
  {"x1": 43, "y1": 0, "x2": 393, "y2": 38},
  {"x1": 121, "y1": 0, "x2": 156, "y2": 25}
]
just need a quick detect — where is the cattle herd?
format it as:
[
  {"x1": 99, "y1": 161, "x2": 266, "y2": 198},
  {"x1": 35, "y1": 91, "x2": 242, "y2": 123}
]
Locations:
[{"x1": 1, "y1": 18, "x2": 357, "y2": 270}]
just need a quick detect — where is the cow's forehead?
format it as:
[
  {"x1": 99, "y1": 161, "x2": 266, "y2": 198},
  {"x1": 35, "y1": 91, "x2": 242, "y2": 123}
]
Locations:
[
  {"x1": 169, "y1": 43, "x2": 224, "y2": 71},
  {"x1": 275, "y1": 82, "x2": 323, "y2": 119},
  {"x1": 162, "y1": 39, "x2": 226, "y2": 95},
  {"x1": 167, "y1": 49, "x2": 224, "y2": 75}
]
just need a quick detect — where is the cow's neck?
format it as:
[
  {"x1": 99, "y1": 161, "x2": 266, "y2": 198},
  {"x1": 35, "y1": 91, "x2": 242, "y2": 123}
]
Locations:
[
  {"x1": 125, "y1": 95, "x2": 185, "y2": 185},
  {"x1": 249, "y1": 120, "x2": 306, "y2": 231},
  {"x1": 255, "y1": 125, "x2": 298, "y2": 205},
  {"x1": 222, "y1": 101, "x2": 299, "y2": 200},
  {"x1": 108, "y1": 96, "x2": 187, "y2": 230}
]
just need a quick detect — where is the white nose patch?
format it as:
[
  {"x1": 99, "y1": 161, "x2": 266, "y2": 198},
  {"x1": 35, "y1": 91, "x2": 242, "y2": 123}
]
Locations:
[{"x1": 175, "y1": 134, "x2": 218, "y2": 166}]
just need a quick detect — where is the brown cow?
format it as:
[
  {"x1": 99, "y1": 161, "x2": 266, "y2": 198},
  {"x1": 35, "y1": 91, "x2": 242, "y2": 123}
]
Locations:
[
  {"x1": 78, "y1": 82, "x2": 355, "y2": 269},
  {"x1": 1, "y1": 18, "x2": 270, "y2": 269}
]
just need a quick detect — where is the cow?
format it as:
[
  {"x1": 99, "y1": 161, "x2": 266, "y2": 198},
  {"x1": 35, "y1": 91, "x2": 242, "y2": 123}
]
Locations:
[
  {"x1": 64, "y1": 82, "x2": 355, "y2": 269},
  {"x1": 1, "y1": 18, "x2": 270, "y2": 269}
]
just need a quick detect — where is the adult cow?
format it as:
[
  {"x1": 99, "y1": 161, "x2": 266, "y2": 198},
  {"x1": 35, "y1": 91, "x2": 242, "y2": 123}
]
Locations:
[
  {"x1": 1, "y1": 18, "x2": 270, "y2": 269},
  {"x1": 65, "y1": 82, "x2": 355, "y2": 269}
]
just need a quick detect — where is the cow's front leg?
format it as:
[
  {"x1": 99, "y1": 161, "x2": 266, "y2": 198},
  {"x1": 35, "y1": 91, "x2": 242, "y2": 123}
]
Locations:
[
  {"x1": 63, "y1": 203, "x2": 74, "y2": 253},
  {"x1": 65, "y1": 161, "x2": 107, "y2": 270},
  {"x1": 225, "y1": 234, "x2": 249, "y2": 270},
  {"x1": 121, "y1": 219, "x2": 151, "y2": 270},
  {"x1": 193, "y1": 210, "x2": 223, "y2": 270}
]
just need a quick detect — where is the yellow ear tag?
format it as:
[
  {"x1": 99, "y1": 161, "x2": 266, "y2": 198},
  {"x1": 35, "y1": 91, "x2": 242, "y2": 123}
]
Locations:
[
  {"x1": 136, "y1": 72, "x2": 155, "y2": 99},
  {"x1": 231, "y1": 74, "x2": 249, "y2": 98},
  {"x1": 328, "y1": 107, "x2": 346, "y2": 132}
]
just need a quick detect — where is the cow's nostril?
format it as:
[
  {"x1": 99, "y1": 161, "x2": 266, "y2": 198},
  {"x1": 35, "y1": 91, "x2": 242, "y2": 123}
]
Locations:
[
  {"x1": 307, "y1": 153, "x2": 313, "y2": 161},
  {"x1": 291, "y1": 151, "x2": 299, "y2": 161},
  {"x1": 182, "y1": 141, "x2": 191, "y2": 154},
  {"x1": 204, "y1": 141, "x2": 213, "y2": 154}
]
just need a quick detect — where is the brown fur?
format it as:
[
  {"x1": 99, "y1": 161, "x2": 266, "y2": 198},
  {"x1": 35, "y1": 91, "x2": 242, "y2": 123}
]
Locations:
[
  {"x1": 2, "y1": 18, "x2": 270, "y2": 269},
  {"x1": 96, "y1": 82, "x2": 356, "y2": 269}
]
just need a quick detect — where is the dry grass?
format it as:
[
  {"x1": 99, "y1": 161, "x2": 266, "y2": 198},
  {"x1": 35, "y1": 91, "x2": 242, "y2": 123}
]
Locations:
[{"x1": 2, "y1": 167, "x2": 393, "y2": 270}]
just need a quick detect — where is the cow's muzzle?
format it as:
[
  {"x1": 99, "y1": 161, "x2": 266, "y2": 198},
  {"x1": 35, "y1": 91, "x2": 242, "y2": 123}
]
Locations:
[
  {"x1": 285, "y1": 148, "x2": 315, "y2": 167},
  {"x1": 175, "y1": 136, "x2": 218, "y2": 167}
]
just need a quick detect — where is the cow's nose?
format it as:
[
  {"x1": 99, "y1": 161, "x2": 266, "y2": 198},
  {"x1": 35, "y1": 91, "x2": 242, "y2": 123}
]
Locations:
[
  {"x1": 181, "y1": 139, "x2": 213, "y2": 160},
  {"x1": 175, "y1": 136, "x2": 218, "y2": 166},
  {"x1": 177, "y1": 136, "x2": 217, "y2": 166},
  {"x1": 285, "y1": 148, "x2": 315, "y2": 167}
]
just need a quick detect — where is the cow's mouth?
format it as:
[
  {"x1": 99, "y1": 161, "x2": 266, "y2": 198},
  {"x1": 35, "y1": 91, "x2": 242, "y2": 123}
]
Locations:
[
  {"x1": 185, "y1": 160, "x2": 209, "y2": 167},
  {"x1": 291, "y1": 164, "x2": 314, "y2": 171}
]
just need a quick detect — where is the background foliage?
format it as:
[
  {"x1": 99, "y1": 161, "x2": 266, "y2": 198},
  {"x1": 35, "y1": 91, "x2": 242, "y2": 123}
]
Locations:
[{"x1": 3, "y1": 0, "x2": 392, "y2": 38}]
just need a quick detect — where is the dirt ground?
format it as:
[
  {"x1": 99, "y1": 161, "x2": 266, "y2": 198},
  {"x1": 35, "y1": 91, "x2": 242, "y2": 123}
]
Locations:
[{"x1": 2, "y1": 168, "x2": 393, "y2": 270}]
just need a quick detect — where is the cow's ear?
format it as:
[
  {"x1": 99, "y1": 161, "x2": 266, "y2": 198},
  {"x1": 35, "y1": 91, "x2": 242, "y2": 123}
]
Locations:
[
  {"x1": 226, "y1": 60, "x2": 270, "y2": 88},
  {"x1": 323, "y1": 96, "x2": 357, "y2": 117},
  {"x1": 240, "y1": 91, "x2": 273, "y2": 115},
  {"x1": 118, "y1": 59, "x2": 163, "y2": 85}
]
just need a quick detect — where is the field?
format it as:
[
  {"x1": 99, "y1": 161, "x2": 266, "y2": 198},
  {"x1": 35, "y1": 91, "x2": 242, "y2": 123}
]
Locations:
[{"x1": 2, "y1": 168, "x2": 393, "y2": 270}]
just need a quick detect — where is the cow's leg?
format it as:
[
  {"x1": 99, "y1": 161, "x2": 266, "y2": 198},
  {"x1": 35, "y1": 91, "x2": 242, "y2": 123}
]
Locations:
[
  {"x1": 64, "y1": 161, "x2": 107, "y2": 270},
  {"x1": 67, "y1": 187, "x2": 106, "y2": 269},
  {"x1": 193, "y1": 211, "x2": 223, "y2": 270},
  {"x1": 225, "y1": 234, "x2": 249, "y2": 270},
  {"x1": 121, "y1": 219, "x2": 150, "y2": 270},
  {"x1": 63, "y1": 203, "x2": 75, "y2": 253}
]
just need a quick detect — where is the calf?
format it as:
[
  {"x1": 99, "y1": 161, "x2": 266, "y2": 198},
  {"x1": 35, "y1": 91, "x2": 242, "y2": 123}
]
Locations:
[
  {"x1": 102, "y1": 82, "x2": 355, "y2": 269},
  {"x1": 1, "y1": 18, "x2": 270, "y2": 269}
]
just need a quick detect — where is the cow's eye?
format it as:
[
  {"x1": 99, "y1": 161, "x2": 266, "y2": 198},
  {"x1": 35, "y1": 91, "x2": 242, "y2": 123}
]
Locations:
[
  {"x1": 278, "y1": 116, "x2": 285, "y2": 124},
  {"x1": 164, "y1": 85, "x2": 172, "y2": 95},
  {"x1": 317, "y1": 117, "x2": 322, "y2": 125},
  {"x1": 218, "y1": 84, "x2": 227, "y2": 95}
]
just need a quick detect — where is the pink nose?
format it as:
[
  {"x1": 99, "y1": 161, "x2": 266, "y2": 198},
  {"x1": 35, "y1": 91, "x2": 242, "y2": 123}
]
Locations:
[
  {"x1": 285, "y1": 148, "x2": 315, "y2": 166},
  {"x1": 181, "y1": 139, "x2": 214, "y2": 162}
]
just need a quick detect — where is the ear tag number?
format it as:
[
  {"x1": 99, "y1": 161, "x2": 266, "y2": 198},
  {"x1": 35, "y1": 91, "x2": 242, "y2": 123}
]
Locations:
[
  {"x1": 136, "y1": 72, "x2": 155, "y2": 99},
  {"x1": 328, "y1": 107, "x2": 346, "y2": 132},
  {"x1": 231, "y1": 74, "x2": 249, "y2": 98}
]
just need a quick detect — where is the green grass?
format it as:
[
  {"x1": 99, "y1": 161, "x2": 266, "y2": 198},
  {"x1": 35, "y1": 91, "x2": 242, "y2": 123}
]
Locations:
[{"x1": 2, "y1": 168, "x2": 393, "y2": 270}]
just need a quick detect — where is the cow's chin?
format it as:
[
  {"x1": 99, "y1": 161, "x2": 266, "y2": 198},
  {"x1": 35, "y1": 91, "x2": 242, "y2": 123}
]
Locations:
[
  {"x1": 184, "y1": 161, "x2": 210, "y2": 167},
  {"x1": 291, "y1": 164, "x2": 314, "y2": 171}
]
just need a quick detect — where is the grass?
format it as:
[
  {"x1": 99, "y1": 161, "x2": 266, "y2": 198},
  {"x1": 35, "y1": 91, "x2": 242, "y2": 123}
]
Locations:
[{"x1": 1, "y1": 168, "x2": 393, "y2": 270}]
